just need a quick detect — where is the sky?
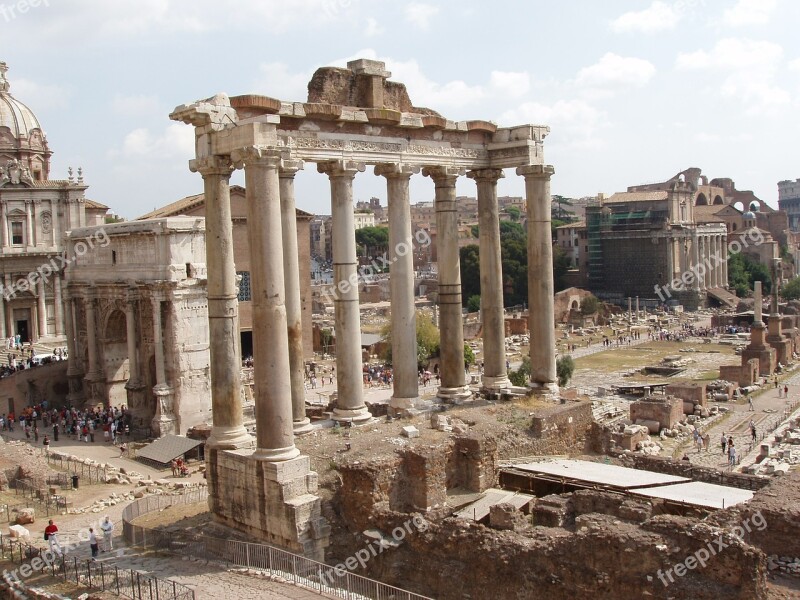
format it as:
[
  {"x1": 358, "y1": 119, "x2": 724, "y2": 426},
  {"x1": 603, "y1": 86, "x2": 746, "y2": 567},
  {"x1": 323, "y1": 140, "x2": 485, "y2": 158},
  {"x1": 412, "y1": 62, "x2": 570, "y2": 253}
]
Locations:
[{"x1": 1, "y1": 0, "x2": 798, "y2": 219}]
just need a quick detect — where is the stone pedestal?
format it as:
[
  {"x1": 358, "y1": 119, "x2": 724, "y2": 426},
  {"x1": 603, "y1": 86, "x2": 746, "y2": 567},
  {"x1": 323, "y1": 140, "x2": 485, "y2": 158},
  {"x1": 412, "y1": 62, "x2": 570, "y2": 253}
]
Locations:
[
  {"x1": 767, "y1": 315, "x2": 792, "y2": 367},
  {"x1": 742, "y1": 324, "x2": 776, "y2": 377},
  {"x1": 207, "y1": 449, "x2": 330, "y2": 561},
  {"x1": 151, "y1": 385, "x2": 177, "y2": 437}
]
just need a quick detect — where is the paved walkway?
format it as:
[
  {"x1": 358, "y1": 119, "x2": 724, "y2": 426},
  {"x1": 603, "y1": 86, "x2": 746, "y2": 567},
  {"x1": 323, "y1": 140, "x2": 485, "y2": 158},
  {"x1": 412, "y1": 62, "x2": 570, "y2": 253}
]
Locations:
[{"x1": 667, "y1": 367, "x2": 800, "y2": 469}]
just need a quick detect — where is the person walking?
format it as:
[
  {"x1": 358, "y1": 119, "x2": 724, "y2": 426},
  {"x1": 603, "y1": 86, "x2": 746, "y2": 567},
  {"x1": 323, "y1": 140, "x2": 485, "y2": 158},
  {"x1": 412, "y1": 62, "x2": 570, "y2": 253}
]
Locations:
[
  {"x1": 171, "y1": 459, "x2": 178, "y2": 477},
  {"x1": 89, "y1": 528, "x2": 99, "y2": 560},
  {"x1": 784, "y1": 384, "x2": 789, "y2": 398},
  {"x1": 42, "y1": 434, "x2": 50, "y2": 452},
  {"x1": 44, "y1": 519, "x2": 63, "y2": 556},
  {"x1": 728, "y1": 440, "x2": 736, "y2": 467},
  {"x1": 100, "y1": 516, "x2": 114, "y2": 552},
  {"x1": 748, "y1": 396, "x2": 755, "y2": 411},
  {"x1": 751, "y1": 422, "x2": 757, "y2": 442},
  {"x1": 721, "y1": 432, "x2": 727, "y2": 455}
]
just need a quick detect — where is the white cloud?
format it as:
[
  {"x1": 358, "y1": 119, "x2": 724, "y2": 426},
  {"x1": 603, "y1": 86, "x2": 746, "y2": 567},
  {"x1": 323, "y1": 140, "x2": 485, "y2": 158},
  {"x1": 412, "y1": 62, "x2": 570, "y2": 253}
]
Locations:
[
  {"x1": 112, "y1": 94, "x2": 161, "y2": 116},
  {"x1": 610, "y1": 1, "x2": 682, "y2": 33},
  {"x1": 676, "y1": 38, "x2": 789, "y2": 116},
  {"x1": 489, "y1": 71, "x2": 531, "y2": 98},
  {"x1": 364, "y1": 17, "x2": 384, "y2": 37},
  {"x1": 404, "y1": 3, "x2": 439, "y2": 30},
  {"x1": 501, "y1": 99, "x2": 607, "y2": 148},
  {"x1": 574, "y1": 53, "x2": 656, "y2": 97},
  {"x1": 676, "y1": 38, "x2": 783, "y2": 70},
  {"x1": 251, "y1": 62, "x2": 311, "y2": 101},
  {"x1": 10, "y1": 79, "x2": 69, "y2": 110},
  {"x1": 789, "y1": 58, "x2": 800, "y2": 72},
  {"x1": 723, "y1": 0, "x2": 777, "y2": 26},
  {"x1": 114, "y1": 123, "x2": 194, "y2": 159}
]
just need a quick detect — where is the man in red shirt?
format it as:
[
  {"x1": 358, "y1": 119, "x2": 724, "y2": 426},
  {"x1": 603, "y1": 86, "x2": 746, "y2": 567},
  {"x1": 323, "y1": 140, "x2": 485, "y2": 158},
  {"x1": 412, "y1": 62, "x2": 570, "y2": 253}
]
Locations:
[{"x1": 44, "y1": 520, "x2": 62, "y2": 556}]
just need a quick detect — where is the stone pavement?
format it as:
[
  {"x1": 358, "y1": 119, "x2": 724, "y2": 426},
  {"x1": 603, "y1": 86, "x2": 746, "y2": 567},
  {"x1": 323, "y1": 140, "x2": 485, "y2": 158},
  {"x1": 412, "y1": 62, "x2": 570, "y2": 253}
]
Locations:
[
  {"x1": 2, "y1": 434, "x2": 332, "y2": 599},
  {"x1": 669, "y1": 367, "x2": 800, "y2": 470}
]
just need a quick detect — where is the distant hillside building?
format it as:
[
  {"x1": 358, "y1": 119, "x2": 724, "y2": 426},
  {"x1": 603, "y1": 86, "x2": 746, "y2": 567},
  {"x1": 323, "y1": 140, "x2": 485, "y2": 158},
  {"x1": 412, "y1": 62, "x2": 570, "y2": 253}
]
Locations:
[{"x1": 779, "y1": 178, "x2": 800, "y2": 232}]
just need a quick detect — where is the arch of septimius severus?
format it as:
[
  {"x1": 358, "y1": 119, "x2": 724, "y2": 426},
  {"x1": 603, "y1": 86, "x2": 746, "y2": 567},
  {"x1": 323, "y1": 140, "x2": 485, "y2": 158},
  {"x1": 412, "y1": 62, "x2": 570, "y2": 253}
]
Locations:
[{"x1": 170, "y1": 59, "x2": 556, "y2": 558}]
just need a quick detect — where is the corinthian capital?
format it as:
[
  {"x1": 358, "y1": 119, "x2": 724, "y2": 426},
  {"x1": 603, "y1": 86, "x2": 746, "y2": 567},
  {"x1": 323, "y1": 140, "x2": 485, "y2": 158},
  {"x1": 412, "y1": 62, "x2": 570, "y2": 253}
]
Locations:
[
  {"x1": 189, "y1": 156, "x2": 234, "y2": 177},
  {"x1": 466, "y1": 168, "x2": 504, "y2": 184},
  {"x1": 317, "y1": 160, "x2": 366, "y2": 179},
  {"x1": 374, "y1": 163, "x2": 419, "y2": 179}
]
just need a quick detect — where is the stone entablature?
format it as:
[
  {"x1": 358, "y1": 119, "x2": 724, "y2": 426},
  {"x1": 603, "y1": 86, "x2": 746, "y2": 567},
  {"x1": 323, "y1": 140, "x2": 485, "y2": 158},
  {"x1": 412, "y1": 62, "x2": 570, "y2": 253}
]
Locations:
[{"x1": 64, "y1": 217, "x2": 212, "y2": 437}]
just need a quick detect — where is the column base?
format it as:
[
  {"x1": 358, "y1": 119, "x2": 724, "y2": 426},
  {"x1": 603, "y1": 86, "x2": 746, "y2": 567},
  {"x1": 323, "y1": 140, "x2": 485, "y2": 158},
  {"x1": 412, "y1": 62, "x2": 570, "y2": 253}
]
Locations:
[
  {"x1": 529, "y1": 381, "x2": 560, "y2": 401},
  {"x1": 207, "y1": 425, "x2": 255, "y2": 450},
  {"x1": 331, "y1": 406, "x2": 373, "y2": 425},
  {"x1": 293, "y1": 418, "x2": 314, "y2": 436},
  {"x1": 208, "y1": 451, "x2": 329, "y2": 561},
  {"x1": 481, "y1": 375, "x2": 512, "y2": 392},
  {"x1": 151, "y1": 414, "x2": 178, "y2": 437},
  {"x1": 252, "y1": 444, "x2": 302, "y2": 462},
  {"x1": 390, "y1": 395, "x2": 420, "y2": 410},
  {"x1": 436, "y1": 386, "x2": 473, "y2": 402}
]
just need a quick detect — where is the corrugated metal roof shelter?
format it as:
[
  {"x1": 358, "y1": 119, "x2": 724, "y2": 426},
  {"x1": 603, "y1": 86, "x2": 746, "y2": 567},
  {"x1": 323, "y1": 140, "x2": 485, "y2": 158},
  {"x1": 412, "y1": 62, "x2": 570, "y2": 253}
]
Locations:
[
  {"x1": 135, "y1": 435, "x2": 204, "y2": 469},
  {"x1": 454, "y1": 488, "x2": 535, "y2": 522},
  {"x1": 630, "y1": 481, "x2": 754, "y2": 510}
]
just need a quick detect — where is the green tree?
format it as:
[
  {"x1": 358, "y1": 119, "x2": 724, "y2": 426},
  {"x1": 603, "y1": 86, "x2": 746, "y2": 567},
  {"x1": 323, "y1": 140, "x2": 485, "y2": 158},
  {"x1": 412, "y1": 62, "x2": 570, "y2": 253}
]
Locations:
[
  {"x1": 355, "y1": 226, "x2": 389, "y2": 258},
  {"x1": 552, "y1": 245, "x2": 572, "y2": 292},
  {"x1": 509, "y1": 356, "x2": 531, "y2": 386},
  {"x1": 463, "y1": 344, "x2": 476, "y2": 367},
  {"x1": 580, "y1": 295, "x2": 600, "y2": 315},
  {"x1": 728, "y1": 253, "x2": 771, "y2": 297},
  {"x1": 460, "y1": 245, "x2": 481, "y2": 303},
  {"x1": 506, "y1": 206, "x2": 521, "y2": 222},
  {"x1": 781, "y1": 276, "x2": 800, "y2": 300},
  {"x1": 466, "y1": 294, "x2": 481, "y2": 313},
  {"x1": 381, "y1": 313, "x2": 440, "y2": 367},
  {"x1": 556, "y1": 355, "x2": 575, "y2": 387},
  {"x1": 320, "y1": 328, "x2": 333, "y2": 355}
]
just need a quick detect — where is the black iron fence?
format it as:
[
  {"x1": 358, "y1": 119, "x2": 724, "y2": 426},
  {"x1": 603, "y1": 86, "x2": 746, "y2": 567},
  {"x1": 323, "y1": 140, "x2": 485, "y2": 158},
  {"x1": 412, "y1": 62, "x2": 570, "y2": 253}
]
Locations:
[
  {"x1": 123, "y1": 490, "x2": 433, "y2": 600},
  {"x1": 0, "y1": 532, "x2": 194, "y2": 600},
  {"x1": 10, "y1": 479, "x2": 68, "y2": 517}
]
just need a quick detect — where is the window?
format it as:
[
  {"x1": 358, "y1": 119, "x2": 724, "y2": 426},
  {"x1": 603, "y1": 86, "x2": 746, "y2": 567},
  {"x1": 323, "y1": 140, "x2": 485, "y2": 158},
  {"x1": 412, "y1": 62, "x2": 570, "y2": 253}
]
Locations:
[
  {"x1": 11, "y1": 221, "x2": 23, "y2": 246},
  {"x1": 237, "y1": 271, "x2": 251, "y2": 302}
]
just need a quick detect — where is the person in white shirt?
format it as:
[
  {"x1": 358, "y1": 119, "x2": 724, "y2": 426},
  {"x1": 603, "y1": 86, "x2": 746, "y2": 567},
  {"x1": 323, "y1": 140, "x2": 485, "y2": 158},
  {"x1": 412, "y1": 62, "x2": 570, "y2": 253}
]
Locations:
[{"x1": 100, "y1": 516, "x2": 114, "y2": 551}]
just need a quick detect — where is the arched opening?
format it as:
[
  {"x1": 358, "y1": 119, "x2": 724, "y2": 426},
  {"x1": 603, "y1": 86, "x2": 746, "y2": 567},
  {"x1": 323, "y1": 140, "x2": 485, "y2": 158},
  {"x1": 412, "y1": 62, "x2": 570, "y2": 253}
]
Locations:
[
  {"x1": 749, "y1": 202, "x2": 760, "y2": 212},
  {"x1": 103, "y1": 309, "x2": 128, "y2": 407},
  {"x1": 695, "y1": 193, "x2": 708, "y2": 206},
  {"x1": 713, "y1": 195, "x2": 724, "y2": 205},
  {"x1": 733, "y1": 201, "x2": 745, "y2": 212},
  {"x1": 569, "y1": 299, "x2": 579, "y2": 311}
]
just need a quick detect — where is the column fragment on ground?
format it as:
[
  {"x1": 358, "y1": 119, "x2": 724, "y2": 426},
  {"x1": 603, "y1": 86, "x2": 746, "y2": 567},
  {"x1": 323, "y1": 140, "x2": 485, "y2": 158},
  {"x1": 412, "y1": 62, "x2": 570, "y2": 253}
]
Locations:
[
  {"x1": 468, "y1": 168, "x2": 510, "y2": 391},
  {"x1": 425, "y1": 166, "x2": 471, "y2": 401},
  {"x1": 239, "y1": 148, "x2": 299, "y2": 461},
  {"x1": 318, "y1": 160, "x2": 371, "y2": 423},
  {"x1": 193, "y1": 157, "x2": 252, "y2": 449},
  {"x1": 518, "y1": 165, "x2": 558, "y2": 396},
  {"x1": 376, "y1": 163, "x2": 420, "y2": 412},
  {"x1": 279, "y1": 160, "x2": 313, "y2": 435}
]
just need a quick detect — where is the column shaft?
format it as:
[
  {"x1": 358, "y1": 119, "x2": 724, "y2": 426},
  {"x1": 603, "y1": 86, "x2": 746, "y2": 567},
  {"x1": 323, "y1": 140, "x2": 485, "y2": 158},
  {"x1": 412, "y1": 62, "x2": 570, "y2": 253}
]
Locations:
[
  {"x1": 0, "y1": 201, "x2": 6, "y2": 248},
  {"x1": 54, "y1": 273, "x2": 64, "y2": 337},
  {"x1": 279, "y1": 162, "x2": 312, "y2": 435},
  {"x1": 242, "y1": 150, "x2": 298, "y2": 461},
  {"x1": 85, "y1": 295, "x2": 100, "y2": 378},
  {"x1": 194, "y1": 157, "x2": 251, "y2": 449},
  {"x1": 318, "y1": 160, "x2": 371, "y2": 423},
  {"x1": 519, "y1": 165, "x2": 558, "y2": 392},
  {"x1": 25, "y1": 201, "x2": 34, "y2": 248},
  {"x1": 377, "y1": 164, "x2": 420, "y2": 410},
  {"x1": 0, "y1": 290, "x2": 5, "y2": 339},
  {"x1": 425, "y1": 167, "x2": 470, "y2": 400},
  {"x1": 36, "y1": 278, "x2": 47, "y2": 339},
  {"x1": 125, "y1": 294, "x2": 140, "y2": 386},
  {"x1": 469, "y1": 168, "x2": 509, "y2": 390},
  {"x1": 151, "y1": 295, "x2": 167, "y2": 386}
]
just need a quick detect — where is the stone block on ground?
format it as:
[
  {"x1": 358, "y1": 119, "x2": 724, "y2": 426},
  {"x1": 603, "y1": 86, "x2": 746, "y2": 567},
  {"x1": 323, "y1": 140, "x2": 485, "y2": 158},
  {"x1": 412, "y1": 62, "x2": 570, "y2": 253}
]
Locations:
[
  {"x1": 16, "y1": 508, "x2": 35, "y2": 525},
  {"x1": 402, "y1": 425, "x2": 420, "y2": 438}
]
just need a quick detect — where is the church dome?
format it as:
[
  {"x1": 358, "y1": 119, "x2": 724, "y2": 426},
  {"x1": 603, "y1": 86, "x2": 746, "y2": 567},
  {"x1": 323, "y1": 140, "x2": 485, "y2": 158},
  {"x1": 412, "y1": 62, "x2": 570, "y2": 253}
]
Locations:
[
  {"x1": 0, "y1": 61, "x2": 51, "y2": 181},
  {"x1": 743, "y1": 210, "x2": 756, "y2": 220}
]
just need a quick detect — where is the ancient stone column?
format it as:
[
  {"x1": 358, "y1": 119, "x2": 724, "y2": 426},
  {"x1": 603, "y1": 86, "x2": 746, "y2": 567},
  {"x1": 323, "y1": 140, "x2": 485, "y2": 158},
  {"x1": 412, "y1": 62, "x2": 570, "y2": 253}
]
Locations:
[
  {"x1": 25, "y1": 200, "x2": 34, "y2": 248},
  {"x1": 150, "y1": 291, "x2": 176, "y2": 435},
  {"x1": 239, "y1": 148, "x2": 299, "y2": 461},
  {"x1": 53, "y1": 272, "x2": 64, "y2": 337},
  {"x1": 279, "y1": 160, "x2": 312, "y2": 436},
  {"x1": 468, "y1": 168, "x2": 510, "y2": 391},
  {"x1": 628, "y1": 297, "x2": 632, "y2": 321},
  {"x1": 4, "y1": 274, "x2": 12, "y2": 336},
  {"x1": 318, "y1": 160, "x2": 372, "y2": 423},
  {"x1": 754, "y1": 281, "x2": 763, "y2": 325},
  {"x1": 151, "y1": 294, "x2": 167, "y2": 387},
  {"x1": 722, "y1": 236, "x2": 729, "y2": 288},
  {"x1": 635, "y1": 297, "x2": 640, "y2": 320},
  {"x1": 36, "y1": 278, "x2": 47, "y2": 339},
  {"x1": 518, "y1": 165, "x2": 558, "y2": 394},
  {"x1": 424, "y1": 166, "x2": 470, "y2": 401},
  {"x1": 84, "y1": 293, "x2": 101, "y2": 380},
  {"x1": 0, "y1": 288, "x2": 5, "y2": 339},
  {"x1": 191, "y1": 156, "x2": 252, "y2": 449},
  {"x1": 376, "y1": 163, "x2": 420, "y2": 411},
  {"x1": 63, "y1": 291, "x2": 78, "y2": 373},
  {"x1": 0, "y1": 200, "x2": 6, "y2": 248},
  {"x1": 125, "y1": 290, "x2": 140, "y2": 387},
  {"x1": 692, "y1": 235, "x2": 701, "y2": 291}
]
